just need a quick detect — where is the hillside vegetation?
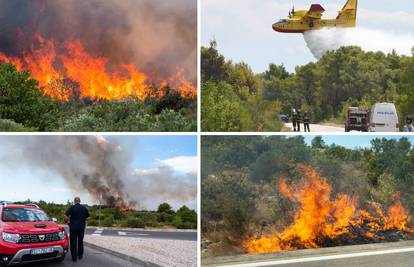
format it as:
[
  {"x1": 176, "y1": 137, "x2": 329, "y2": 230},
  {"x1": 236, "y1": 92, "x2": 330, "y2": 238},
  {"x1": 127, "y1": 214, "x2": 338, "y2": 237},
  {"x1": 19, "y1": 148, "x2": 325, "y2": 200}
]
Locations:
[
  {"x1": 0, "y1": 63, "x2": 196, "y2": 132},
  {"x1": 201, "y1": 136, "x2": 414, "y2": 255},
  {"x1": 201, "y1": 42, "x2": 414, "y2": 131},
  {"x1": 10, "y1": 200, "x2": 197, "y2": 229}
]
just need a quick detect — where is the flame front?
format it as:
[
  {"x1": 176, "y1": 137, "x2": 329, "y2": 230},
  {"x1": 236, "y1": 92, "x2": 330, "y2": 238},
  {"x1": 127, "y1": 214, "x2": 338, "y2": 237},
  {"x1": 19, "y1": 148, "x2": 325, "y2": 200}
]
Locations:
[
  {"x1": 243, "y1": 164, "x2": 413, "y2": 254},
  {"x1": 0, "y1": 33, "x2": 196, "y2": 101}
]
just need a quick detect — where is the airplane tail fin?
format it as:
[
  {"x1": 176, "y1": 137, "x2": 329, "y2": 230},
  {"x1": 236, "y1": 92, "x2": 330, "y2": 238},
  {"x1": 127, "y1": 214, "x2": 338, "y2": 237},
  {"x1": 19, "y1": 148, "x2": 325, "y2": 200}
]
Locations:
[{"x1": 336, "y1": 0, "x2": 357, "y2": 25}]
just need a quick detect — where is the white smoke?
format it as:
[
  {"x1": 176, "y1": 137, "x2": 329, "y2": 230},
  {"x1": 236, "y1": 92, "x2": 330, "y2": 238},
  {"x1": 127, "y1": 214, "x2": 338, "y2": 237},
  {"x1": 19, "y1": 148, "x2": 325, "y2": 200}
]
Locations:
[
  {"x1": 129, "y1": 166, "x2": 197, "y2": 210},
  {"x1": 304, "y1": 27, "x2": 414, "y2": 59}
]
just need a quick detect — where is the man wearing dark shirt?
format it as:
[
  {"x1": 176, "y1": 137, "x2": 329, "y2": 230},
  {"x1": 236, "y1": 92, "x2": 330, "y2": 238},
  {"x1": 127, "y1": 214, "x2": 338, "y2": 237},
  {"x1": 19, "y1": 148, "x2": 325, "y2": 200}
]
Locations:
[{"x1": 65, "y1": 197, "x2": 90, "y2": 262}]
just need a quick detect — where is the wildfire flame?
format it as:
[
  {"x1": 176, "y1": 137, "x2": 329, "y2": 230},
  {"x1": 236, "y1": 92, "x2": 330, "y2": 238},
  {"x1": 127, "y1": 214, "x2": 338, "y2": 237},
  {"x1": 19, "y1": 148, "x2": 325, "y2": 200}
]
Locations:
[
  {"x1": 243, "y1": 164, "x2": 413, "y2": 254},
  {"x1": 0, "y1": 32, "x2": 196, "y2": 101}
]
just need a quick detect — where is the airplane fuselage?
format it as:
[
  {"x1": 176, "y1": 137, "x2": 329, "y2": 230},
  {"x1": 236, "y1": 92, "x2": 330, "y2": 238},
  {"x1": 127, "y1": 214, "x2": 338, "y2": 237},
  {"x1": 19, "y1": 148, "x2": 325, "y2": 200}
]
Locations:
[
  {"x1": 272, "y1": 18, "x2": 355, "y2": 33},
  {"x1": 273, "y1": 0, "x2": 357, "y2": 34}
]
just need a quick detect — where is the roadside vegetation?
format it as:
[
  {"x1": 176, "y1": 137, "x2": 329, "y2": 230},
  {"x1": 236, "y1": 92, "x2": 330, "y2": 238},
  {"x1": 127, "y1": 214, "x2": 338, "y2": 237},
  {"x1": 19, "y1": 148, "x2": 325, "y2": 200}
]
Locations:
[
  {"x1": 201, "y1": 42, "x2": 414, "y2": 131},
  {"x1": 201, "y1": 136, "x2": 414, "y2": 256},
  {"x1": 0, "y1": 63, "x2": 196, "y2": 132},
  {"x1": 11, "y1": 201, "x2": 197, "y2": 229}
]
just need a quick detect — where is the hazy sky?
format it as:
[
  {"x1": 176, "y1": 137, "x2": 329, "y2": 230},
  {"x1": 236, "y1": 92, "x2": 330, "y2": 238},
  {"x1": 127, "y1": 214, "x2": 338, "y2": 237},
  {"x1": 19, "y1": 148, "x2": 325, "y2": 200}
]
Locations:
[
  {"x1": 303, "y1": 135, "x2": 414, "y2": 149},
  {"x1": 202, "y1": 0, "x2": 414, "y2": 73},
  {"x1": 0, "y1": 135, "x2": 197, "y2": 210}
]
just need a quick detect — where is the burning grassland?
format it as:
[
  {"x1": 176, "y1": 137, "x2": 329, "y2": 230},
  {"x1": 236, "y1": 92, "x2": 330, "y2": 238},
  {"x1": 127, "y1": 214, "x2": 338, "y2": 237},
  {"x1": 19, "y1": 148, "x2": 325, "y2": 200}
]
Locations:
[
  {"x1": 0, "y1": 0, "x2": 196, "y2": 101},
  {"x1": 0, "y1": 33, "x2": 196, "y2": 101},
  {"x1": 243, "y1": 164, "x2": 414, "y2": 254}
]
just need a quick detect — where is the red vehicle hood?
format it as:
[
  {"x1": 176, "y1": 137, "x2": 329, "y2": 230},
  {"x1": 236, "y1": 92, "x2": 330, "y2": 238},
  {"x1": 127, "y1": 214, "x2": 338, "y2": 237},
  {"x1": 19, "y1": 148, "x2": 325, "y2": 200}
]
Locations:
[{"x1": 1, "y1": 221, "x2": 63, "y2": 234}]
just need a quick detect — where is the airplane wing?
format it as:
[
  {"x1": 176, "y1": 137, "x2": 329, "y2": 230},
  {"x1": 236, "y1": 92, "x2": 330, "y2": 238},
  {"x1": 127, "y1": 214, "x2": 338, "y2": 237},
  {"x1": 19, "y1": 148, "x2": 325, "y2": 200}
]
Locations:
[{"x1": 304, "y1": 4, "x2": 325, "y2": 19}]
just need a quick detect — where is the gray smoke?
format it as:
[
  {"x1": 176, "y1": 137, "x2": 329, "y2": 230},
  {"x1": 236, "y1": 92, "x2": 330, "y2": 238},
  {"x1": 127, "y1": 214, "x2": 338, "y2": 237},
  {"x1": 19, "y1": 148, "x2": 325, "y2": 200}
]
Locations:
[
  {"x1": 0, "y1": 136, "x2": 196, "y2": 209},
  {"x1": 129, "y1": 166, "x2": 197, "y2": 206},
  {"x1": 303, "y1": 27, "x2": 414, "y2": 59},
  {"x1": 0, "y1": 0, "x2": 196, "y2": 82}
]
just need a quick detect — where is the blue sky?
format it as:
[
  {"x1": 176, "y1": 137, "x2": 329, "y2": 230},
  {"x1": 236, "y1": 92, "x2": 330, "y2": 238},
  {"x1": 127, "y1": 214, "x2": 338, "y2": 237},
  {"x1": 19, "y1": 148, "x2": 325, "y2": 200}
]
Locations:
[
  {"x1": 303, "y1": 135, "x2": 414, "y2": 149},
  {"x1": 202, "y1": 0, "x2": 414, "y2": 72},
  {"x1": 0, "y1": 135, "x2": 197, "y2": 210},
  {"x1": 106, "y1": 136, "x2": 197, "y2": 170}
]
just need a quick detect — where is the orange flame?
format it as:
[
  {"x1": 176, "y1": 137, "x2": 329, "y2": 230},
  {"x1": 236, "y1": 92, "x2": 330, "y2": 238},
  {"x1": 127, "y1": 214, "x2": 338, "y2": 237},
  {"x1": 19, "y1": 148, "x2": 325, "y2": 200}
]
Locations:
[
  {"x1": 243, "y1": 164, "x2": 412, "y2": 254},
  {"x1": 0, "y1": 32, "x2": 196, "y2": 101},
  {"x1": 385, "y1": 199, "x2": 409, "y2": 231}
]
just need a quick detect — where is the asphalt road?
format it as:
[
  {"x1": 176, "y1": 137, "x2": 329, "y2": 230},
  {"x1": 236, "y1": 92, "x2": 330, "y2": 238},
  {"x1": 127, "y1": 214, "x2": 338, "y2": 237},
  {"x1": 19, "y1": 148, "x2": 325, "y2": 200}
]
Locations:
[
  {"x1": 276, "y1": 251, "x2": 414, "y2": 267},
  {"x1": 64, "y1": 227, "x2": 197, "y2": 241},
  {"x1": 285, "y1": 122, "x2": 344, "y2": 132},
  {"x1": 204, "y1": 241, "x2": 414, "y2": 267},
  {"x1": 23, "y1": 246, "x2": 140, "y2": 267}
]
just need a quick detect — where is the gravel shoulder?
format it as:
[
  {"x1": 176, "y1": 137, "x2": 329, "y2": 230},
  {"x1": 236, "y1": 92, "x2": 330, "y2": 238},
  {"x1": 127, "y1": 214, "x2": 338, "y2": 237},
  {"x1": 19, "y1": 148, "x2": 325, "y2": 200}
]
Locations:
[{"x1": 85, "y1": 235, "x2": 197, "y2": 267}]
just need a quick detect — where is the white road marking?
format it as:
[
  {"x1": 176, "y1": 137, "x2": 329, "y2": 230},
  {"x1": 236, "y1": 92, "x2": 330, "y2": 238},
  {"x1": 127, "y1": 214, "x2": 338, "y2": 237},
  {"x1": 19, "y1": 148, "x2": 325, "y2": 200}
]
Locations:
[
  {"x1": 217, "y1": 247, "x2": 414, "y2": 267},
  {"x1": 118, "y1": 231, "x2": 127, "y2": 236},
  {"x1": 92, "y1": 228, "x2": 104, "y2": 236}
]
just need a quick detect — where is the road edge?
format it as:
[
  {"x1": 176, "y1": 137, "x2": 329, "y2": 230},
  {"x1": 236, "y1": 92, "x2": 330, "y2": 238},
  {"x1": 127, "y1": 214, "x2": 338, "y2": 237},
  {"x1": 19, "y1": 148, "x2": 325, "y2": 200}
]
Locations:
[
  {"x1": 202, "y1": 240, "x2": 414, "y2": 266},
  {"x1": 60, "y1": 224, "x2": 196, "y2": 233},
  {"x1": 84, "y1": 240, "x2": 163, "y2": 267}
]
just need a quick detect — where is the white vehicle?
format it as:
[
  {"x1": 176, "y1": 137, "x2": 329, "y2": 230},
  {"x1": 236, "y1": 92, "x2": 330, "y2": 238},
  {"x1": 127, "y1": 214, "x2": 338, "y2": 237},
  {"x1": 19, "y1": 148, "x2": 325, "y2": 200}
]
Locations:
[{"x1": 369, "y1": 103, "x2": 399, "y2": 132}]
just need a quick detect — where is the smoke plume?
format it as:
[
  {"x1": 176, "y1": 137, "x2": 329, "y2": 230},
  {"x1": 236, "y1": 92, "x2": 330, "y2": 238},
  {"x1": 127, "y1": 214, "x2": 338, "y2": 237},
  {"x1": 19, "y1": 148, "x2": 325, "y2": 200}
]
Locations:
[
  {"x1": 0, "y1": 0, "x2": 196, "y2": 82},
  {"x1": 303, "y1": 27, "x2": 414, "y2": 59},
  {"x1": 0, "y1": 136, "x2": 196, "y2": 209},
  {"x1": 129, "y1": 166, "x2": 197, "y2": 209}
]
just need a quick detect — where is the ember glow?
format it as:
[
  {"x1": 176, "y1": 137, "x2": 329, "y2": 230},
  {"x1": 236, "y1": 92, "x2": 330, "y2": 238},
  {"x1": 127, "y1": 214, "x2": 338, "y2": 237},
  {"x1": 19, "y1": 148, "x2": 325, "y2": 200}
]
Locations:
[
  {"x1": 0, "y1": 33, "x2": 195, "y2": 101},
  {"x1": 243, "y1": 164, "x2": 413, "y2": 254}
]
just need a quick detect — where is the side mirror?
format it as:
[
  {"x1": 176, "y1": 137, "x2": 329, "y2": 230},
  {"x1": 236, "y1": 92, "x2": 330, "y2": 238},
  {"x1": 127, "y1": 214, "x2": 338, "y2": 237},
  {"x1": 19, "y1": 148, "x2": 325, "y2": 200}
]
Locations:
[{"x1": 52, "y1": 218, "x2": 58, "y2": 223}]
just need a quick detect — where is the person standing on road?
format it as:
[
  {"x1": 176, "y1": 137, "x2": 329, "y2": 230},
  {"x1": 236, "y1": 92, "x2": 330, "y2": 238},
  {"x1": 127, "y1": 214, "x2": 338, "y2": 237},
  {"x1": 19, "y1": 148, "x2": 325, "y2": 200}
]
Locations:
[
  {"x1": 292, "y1": 109, "x2": 299, "y2": 132},
  {"x1": 65, "y1": 197, "x2": 90, "y2": 262},
  {"x1": 296, "y1": 109, "x2": 302, "y2": 132},
  {"x1": 303, "y1": 112, "x2": 310, "y2": 132},
  {"x1": 403, "y1": 115, "x2": 414, "y2": 132}
]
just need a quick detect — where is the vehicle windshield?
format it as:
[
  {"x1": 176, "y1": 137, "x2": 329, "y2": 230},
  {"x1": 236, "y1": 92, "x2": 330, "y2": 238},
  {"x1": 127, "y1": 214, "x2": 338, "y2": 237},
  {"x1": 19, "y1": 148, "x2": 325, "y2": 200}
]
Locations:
[
  {"x1": 276, "y1": 19, "x2": 287, "y2": 24},
  {"x1": 2, "y1": 208, "x2": 50, "y2": 222}
]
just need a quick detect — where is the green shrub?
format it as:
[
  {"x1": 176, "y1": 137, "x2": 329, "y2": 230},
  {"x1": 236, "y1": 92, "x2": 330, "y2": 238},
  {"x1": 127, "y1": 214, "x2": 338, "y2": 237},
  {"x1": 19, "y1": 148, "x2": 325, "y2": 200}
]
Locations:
[
  {"x1": 88, "y1": 219, "x2": 99, "y2": 226},
  {"x1": 125, "y1": 217, "x2": 145, "y2": 228},
  {"x1": 156, "y1": 109, "x2": 196, "y2": 131},
  {"x1": 0, "y1": 119, "x2": 35, "y2": 132},
  {"x1": 176, "y1": 221, "x2": 196, "y2": 229},
  {"x1": 101, "y1": 217, "x2": 114, "y2": 227}
]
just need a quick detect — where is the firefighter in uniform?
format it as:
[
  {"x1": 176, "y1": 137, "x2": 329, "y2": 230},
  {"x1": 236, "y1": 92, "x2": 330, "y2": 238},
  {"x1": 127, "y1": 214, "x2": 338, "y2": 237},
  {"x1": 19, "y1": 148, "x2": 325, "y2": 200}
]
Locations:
[
  {"x1": 403, "y1": 115, "x2": 414, "y2": 132},
  {"x1": 65, "y1": 197, "x2": 90, "y2": 262},
  {"x1": 303, "y1": 112, "x2": 311, "y2": 132},
  {"x1": 292, "y1": 109, "x2": 299, "y2": 132},
  {"x1": 296, "y1": 109, "x2": 302, "y2": 132}
]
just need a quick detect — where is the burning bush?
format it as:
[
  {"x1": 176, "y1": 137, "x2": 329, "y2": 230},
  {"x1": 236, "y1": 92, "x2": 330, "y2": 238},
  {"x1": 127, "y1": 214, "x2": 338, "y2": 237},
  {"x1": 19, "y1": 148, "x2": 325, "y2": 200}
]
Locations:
[
  {"x1": 0, "y1": 0, "x2": 197, "y2": 132},
  {"x1": 0, "y1": 62, "x2": 196, "y2": 132},
  {"x1": 201, "y1": 136, "x2": 414, "y2": 257},
  {"x1": 0, "y1": 34, "x2": 196, "y2": 101},
  {"x1": 0, "y1": 0, "x2": 196, "y2": 101},
  {"x1": 243, "y1": 164, "x2": 413, "y2": 254}
]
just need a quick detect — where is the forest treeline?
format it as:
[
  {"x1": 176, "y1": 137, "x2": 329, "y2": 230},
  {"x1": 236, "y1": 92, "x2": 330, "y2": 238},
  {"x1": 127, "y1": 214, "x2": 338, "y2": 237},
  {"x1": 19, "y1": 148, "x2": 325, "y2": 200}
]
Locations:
[
  {"x1": 11, "y1": 200, "x2": 197, "y2": 229},
  {"x1": 0, "y1": 63, "x2": 196, "y2": 132},
  {"x1": 201, "y1": 42, "x2": 414, "y2": 131},
  {"x1": 201, "y1": 136, "x2": 414, "y2": 255}
]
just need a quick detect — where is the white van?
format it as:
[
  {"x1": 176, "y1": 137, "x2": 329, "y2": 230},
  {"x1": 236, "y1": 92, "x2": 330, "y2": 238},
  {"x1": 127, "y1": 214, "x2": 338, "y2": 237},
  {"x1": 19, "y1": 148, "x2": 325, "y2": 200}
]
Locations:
[{"x1": 369, "y1": 103, "x2": 399, "y2": 132}]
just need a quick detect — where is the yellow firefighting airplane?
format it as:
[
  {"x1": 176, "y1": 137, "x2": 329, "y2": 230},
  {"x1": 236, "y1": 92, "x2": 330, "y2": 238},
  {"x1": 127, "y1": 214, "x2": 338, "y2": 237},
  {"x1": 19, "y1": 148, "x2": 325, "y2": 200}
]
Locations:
[{"x1": 272, "y1": 0, "x2": 357, "y2": 33}]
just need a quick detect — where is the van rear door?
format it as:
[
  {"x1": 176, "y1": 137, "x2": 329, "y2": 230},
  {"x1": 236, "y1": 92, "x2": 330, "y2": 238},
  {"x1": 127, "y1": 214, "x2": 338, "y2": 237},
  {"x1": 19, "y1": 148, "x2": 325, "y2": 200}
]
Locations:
[{"x1": 370, "y1": 104, "x2": 399, "y2": 132}]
